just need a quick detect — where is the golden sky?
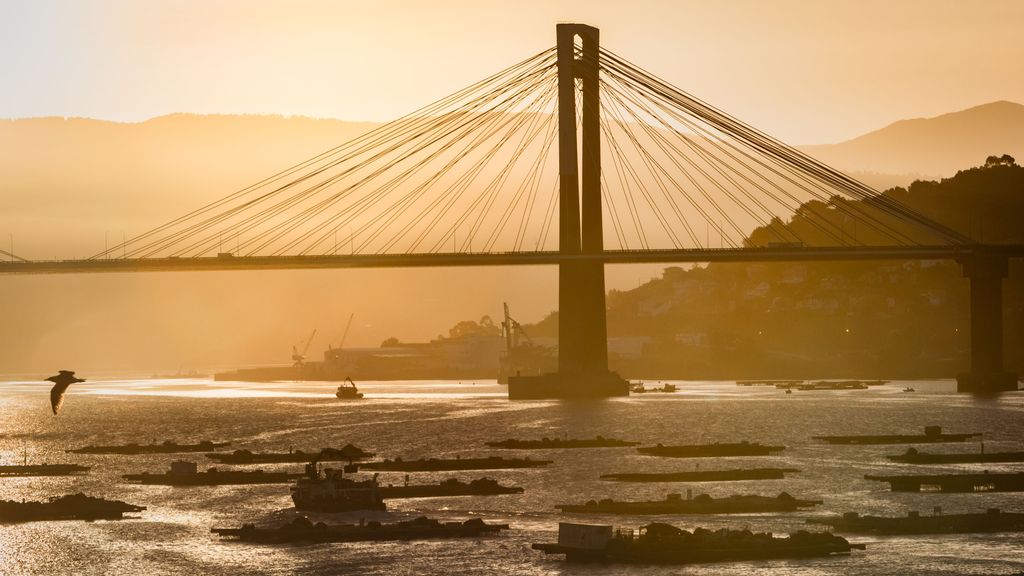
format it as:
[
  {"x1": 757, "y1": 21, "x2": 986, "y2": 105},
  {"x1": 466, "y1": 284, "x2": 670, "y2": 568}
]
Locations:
[{"x1": 2, "y1": 0, "x2": 1023, "y2": 143}]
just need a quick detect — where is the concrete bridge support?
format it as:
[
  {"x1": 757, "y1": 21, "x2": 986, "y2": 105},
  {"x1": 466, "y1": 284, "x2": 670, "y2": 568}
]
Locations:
[
  {"x1": 508, "y1": 24, "x2": 627, "y2": 399},
  {"x1": 956, "y1": 253, "x2": 1019, "y2": 393}
]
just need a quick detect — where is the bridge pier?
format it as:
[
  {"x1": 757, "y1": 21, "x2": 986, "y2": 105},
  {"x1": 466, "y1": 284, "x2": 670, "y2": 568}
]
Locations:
[
  {"x1": 956, "y1": 253, "x2": 1018, "y2": 393},
  {"x1": 508, "y1": 23, "x2": 627, "y2": 399}
]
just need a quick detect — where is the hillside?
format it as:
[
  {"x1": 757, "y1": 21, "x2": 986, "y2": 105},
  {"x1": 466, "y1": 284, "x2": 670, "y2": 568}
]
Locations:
[{"x1": 527, "y1": 160, "x2": 1024, "y2": 379}]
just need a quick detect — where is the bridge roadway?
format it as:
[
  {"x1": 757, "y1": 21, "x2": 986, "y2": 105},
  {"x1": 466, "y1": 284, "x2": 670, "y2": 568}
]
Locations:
[{"x1": 1, "y1": 245, "x2": 1023, "y2": 274}]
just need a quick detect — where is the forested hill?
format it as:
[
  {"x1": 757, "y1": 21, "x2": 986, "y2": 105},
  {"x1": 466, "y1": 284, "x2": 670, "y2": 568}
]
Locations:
[{"x1": 529, "y1": 158, "x2": 1024, "y2": 379}]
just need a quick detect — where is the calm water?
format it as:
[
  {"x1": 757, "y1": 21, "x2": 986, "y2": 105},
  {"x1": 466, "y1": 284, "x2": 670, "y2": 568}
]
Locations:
[{"x1": 0, "y1": 378, "x2": 1022, "y2": 575}]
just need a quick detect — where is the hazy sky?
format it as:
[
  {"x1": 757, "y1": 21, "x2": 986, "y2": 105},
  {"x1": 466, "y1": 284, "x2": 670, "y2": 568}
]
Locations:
[{"x1": 2, "y1": 0, "x2": 1023, "y2": 143}]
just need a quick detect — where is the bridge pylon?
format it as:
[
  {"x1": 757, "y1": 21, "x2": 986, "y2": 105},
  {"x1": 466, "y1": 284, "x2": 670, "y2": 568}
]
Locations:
[
  {"x1": 956, "y1": 252, "x2": 1018, "y2": 393},
  {"x1": 508, "y1": 24, "x2": 629, "y2": 399}
]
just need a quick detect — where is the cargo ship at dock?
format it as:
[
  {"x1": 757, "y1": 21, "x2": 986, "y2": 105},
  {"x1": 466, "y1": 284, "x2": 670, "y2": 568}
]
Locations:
[{"x1": 214, "y1": 319, "x2": 504, "y2": 383}]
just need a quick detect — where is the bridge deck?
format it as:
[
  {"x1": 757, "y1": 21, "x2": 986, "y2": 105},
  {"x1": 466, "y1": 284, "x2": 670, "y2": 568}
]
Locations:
[{"x1": 2, "y1": 246, "x2": 1022, "y2": 275}]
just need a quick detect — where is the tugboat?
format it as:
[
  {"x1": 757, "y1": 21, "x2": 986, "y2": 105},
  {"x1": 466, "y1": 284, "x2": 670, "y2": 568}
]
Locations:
[
  {"x1": 212, "y1": 515, "x2": 510, "y2": 543},
  {"x1": 808, "y1": 508, "x2": 1024, "y2": 534},
  {"x1": 291, "y1": 461, "x2": 386, "y2": 512},
  {"x1": 486, "y1": 436, "x2": 639, "y2": 449},
  {"x1": 207, "y1": 444, "x2": 374, "y2": 464},
  {"x1": 532, "y1": 522, "x2": 864, "y2": 564},
  {"x1": 378, "y1": 477, "x2": 523, "y2": 499},
  {"x1": 0, "y1": 493, "x2": 145, "y2": 522},
  {"x1": 886, "y1": 447, "x2": 1024, "y2": 464},
  {"x1": 636, "y1": 442, "x2": 785, "y2": 458},
  {"x1": 122, "y1": 461, "x2": 304, "y2": 485},
  {"x1": 556, "y1": 492, "x2": 822, "y2": 515},
  {"x1": 335, "y1": 378, "x2": 364, "y2": 399},
  {"x1": 67, "y1": 439, "x2": 230, "y2": 455},
  {"x1": 357, "y1": 456, "x2": 552, "y2": 472},
  {"x1": 0, "y1": 463, "x2": 90, "y2": 477},
  {"x1": 601, "y1": 467, "x2": 799, "y2": 483},
  {"x1": 813, "y1": 426, "x2": 981, "y2": 445}
]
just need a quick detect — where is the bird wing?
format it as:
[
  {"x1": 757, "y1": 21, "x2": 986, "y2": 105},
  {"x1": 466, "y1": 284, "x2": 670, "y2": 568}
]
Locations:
[{"x1": 50, "y1": 382, "x2": 71, "y2": 415}]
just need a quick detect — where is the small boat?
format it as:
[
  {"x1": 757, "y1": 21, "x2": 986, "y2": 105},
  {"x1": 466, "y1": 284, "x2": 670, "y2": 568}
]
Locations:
[
  {"x1": 212, "y1": 515, "x2": 510, "y2": 543},
  {"x1": 903, "y1": 387, "x2": 915, "y2": 393},
  {"x1": 0, "y1": 493, "x2": 145, "y2": 523},
  {"x1": 532, "y1": 522, "x2": 864, "y2": 564},
  {"x1": 291, "y1": 465, "x2": 386, "y2": 512},
  {"x1": 336, "y1": 378, "x2": 364, "y2": 399}
]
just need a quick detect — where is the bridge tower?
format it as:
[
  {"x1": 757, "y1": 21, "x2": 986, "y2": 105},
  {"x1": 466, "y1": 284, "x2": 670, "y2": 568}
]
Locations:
[
  {"x1": 507, "y1": 24, "x2": 628, "y2": 399},
  {"x1": 957, "y1": 252, "x2": 1018, "y2": 393}
]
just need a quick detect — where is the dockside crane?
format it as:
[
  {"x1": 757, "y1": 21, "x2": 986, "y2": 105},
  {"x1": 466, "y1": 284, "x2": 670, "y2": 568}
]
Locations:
[{"x1": 292, "y1": 329, "x2": 317, "y2": 366}]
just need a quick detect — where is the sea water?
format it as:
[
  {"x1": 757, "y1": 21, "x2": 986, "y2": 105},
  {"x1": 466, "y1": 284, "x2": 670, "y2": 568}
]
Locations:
[{"x1": 0, "y1": 379, "x2": 1022, "y2": 575}]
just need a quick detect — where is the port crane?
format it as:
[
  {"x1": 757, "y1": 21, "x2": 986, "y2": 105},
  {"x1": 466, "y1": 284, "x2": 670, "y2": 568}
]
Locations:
[
  {"x1": 292, "y1": 329, "x2": 317, "y2": 366},
  {"x1": 501, "y1": 302, "x2": 532, "y2": 351}
]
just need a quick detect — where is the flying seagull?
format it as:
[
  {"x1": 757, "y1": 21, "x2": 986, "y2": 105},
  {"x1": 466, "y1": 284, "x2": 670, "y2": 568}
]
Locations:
[{"x1": 45, "y1": 370, "x2": 85, "y2": 414}]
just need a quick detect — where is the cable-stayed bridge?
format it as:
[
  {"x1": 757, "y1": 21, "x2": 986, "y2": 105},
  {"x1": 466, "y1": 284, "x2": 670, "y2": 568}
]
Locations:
[{"x1": 3, "y1": 24, "x2": 1021, "y2": 395}]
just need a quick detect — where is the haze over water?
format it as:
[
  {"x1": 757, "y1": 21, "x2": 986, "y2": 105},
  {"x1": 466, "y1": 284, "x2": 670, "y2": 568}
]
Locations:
[{"x1": 1, "y1": 379, "x2": 1021, "y2": 575}]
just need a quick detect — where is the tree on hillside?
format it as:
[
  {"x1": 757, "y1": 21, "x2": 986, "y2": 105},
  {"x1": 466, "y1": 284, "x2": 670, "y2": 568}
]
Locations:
[{"x1": 985, "y1": 154, "x2": 1016, "y2": 168}]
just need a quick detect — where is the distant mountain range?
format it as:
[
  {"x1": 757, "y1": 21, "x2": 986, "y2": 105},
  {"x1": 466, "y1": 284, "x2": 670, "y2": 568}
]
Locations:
[{"x1": 800, "y1": 100, "x2": 1024, "y2": 182}]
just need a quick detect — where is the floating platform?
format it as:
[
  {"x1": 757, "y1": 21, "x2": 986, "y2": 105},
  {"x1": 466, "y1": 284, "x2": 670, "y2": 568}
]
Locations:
[
  {"x1": 122, "y1": 461, "x2": 303, "y2": 485},
  {"x1": 379, "y1": 477, "x2": 524, "y2": 499},
  {"x1": 556, "y1": 492, "x2": 821, "y2": 515},
  {"x1": 486, "y1": 436, "x2": 639, "y2": 449},
  {"x1": 212, "y1": 515, "x2": 509, "y2": 543},
  {"x1": 67, "y1": 440, "x2": 230, "y2": 455},
  {"x1": 357, "y1": 456, "x2": 552, "y2": 472},
  {"x1": 886, "y1": 447, "x2": 1024, "y2": 464},
  {"x1": 736, "y1": 380, "x2": 802, "y2": 386},
  {"x1": 532, "y1": 522, "x2": 863, "y2": 564},
  {"x1": 206, "y1": 445, "x2": 374, "y2": 464},
  {"x1": 600, "y1": 468, "x2": 799, "y2": 483},
  {"x1": 636, "y1": 442, "x2": 785, "y2": 458},
  {"x1": 0, "y1": 493, "x2": 145, "y2": 523},
  {"x1": 808, "y1": 508, "x2": 1024, "y2": 534},
  {"x1": 813, "y1": 426, "x2": 981, "y2": 445},
  {"x1": 864, "y1": 472, "x2": 1024, "y2": 493},
  {"x1": 0, "y1": 463, "x2": 90, "y2": 477}
]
